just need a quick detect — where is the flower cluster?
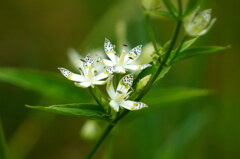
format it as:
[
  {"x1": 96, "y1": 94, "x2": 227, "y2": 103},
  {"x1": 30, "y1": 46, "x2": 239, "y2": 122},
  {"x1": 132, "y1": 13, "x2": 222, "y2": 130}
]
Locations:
[{"x1": 59, "y1": 39, "x2": 151, "y2": 112}]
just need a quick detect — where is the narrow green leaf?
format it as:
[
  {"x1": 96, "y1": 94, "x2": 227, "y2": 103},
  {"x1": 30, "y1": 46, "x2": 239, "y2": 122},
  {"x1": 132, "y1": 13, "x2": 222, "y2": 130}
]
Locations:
[
  {"x1": 0, "y1": 121, "x2": 9, "y2": 159},
  {"x1": 172, "y1": 45, "x2": 230, "y2": 64},
  {"x1": 184, "y1": 0, "x2": 202, "y2": 17},
  {"x1": 162, "y1": 0, "x2": 179, "y2": 18},
  {"x1": 126, "y1": 87, "x2": 211, "y2": 119},
  {"x1": 0, "y1": 68, "x2": 90, "y2": 102},
  {"x1": 154, "y1": 66, "x2": 171, "y2": 84},
  {"x1": 26, "y1": 103, "x2": 110, "y2": 121},
  {"x1": 180, "y1": 37, "x2": 198, "y2": 52},
  {"x1": 150, "y1": 10, "x2": 176, "y2": 19}
]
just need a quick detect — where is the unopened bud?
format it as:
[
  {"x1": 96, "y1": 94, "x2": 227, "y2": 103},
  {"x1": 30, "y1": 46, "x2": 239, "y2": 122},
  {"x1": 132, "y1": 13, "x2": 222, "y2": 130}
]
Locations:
[
  {"x1": 184, "y1": 7, "x2": 216, "y2": 37},
  {"x1": 80, "y1": 120, "x2": 101, "y2": 141},
  {"x1": 136, "y1": 74, "x2": 152, "y2": 92}
]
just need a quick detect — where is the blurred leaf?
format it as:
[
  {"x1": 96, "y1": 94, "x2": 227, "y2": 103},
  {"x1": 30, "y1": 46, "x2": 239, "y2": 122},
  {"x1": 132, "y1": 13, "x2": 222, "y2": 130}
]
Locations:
[
  {"x1": 150, "y1": 10, "x2": 176, "y2": 19},
  {"x1": 184, "y1": 0, "x2": 202, "y2": 17},
  {"x1": 126, "y1": 87, "x2": 211, "y2": 120},
  {"x1": 180, "y1": 37, "x2": 198, "y2": 52},
  {"x1": 144, "y1": 87, "x2": 211, "y2": 106},
  {"x1": 0, "y1": 68, "x2": 90, "y2": 102},
  {"x1": 26, "y1": 103, "x2": 110, "y2": 121},
  {"x1": 172, "y1": 45, "x2": 230, "y2": 64},
  {"x1": 154, "y1": 66, "x2": 171, "y2": 84},
  {"x1": 153, "y1": 110, "x2": 209, "y2": 159},
  {"x1": 0, "y1": 121, "x2": 9, "y2": 159},
  {"x1": 162, "y1": 0, "x2": 179, "y2": 18}
]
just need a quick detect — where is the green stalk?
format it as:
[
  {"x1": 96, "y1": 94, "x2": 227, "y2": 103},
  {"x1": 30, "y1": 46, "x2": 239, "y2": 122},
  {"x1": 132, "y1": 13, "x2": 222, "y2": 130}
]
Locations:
[
  {"x1": 86, "y1": 2, "x2": 184, "y2": 158},
  {"x1": 145, "y1": 13, "x2": 159, "y2": 53}
]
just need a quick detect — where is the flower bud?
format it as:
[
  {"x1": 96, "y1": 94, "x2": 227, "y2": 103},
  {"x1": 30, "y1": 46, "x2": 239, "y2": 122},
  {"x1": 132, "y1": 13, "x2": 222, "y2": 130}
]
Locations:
[
  {"x1": 142, "y1": 0, "x2": 162, "y2": 11},
  {"x1": 136, "y1": 74, "x2": 152, "y2": 92},
  {"x1": 80, "y1": 120, "x2": 101, "y2": 141},
  {"x1": 184, "y1": 7, "x2": 216, "y2": 37}
]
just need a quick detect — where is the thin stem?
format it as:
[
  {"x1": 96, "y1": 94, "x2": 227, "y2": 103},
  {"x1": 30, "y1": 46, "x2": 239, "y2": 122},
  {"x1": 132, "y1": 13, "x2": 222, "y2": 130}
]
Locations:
[
  {"x1": 137, "y1": 20, "x2": 182, "y2": 100},
  {"x1": 86, "y1": 3, "x2": 184, "y2": 159},
  {"x1": 177, "y1": 0, "x2": 183, "y2": 17},
  {"x1": 145, "y1": 13, "x2": 159, "y2": 53},
  {"x1": 89, "y1": 87, "x2": 102, "y2": 107},
  {"x1": 86, "y1": 124, "x2": 114, "y2": 159},
  {"x1": 171, "y1": 35, "x2": 188, "y2": 62}
]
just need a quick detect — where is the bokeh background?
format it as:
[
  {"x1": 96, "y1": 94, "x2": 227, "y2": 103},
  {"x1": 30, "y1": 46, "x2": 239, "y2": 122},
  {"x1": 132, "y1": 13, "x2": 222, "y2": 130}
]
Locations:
[{"x1": 0, "y1": 0, "x2": 239, "y2": 159}]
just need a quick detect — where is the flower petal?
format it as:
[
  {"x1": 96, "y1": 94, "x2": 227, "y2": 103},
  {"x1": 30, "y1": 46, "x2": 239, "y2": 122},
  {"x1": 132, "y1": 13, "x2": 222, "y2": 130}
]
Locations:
[
  {"x1": 106, "y1": 76, "x2": 116, "y2": 99},
  {"x1": 124, "y1": 45, "x2": 142, "y2": 64},
  {"x1": 104, "y1": 38, "x2": 118, "y2": 63},
  {"x1": 92, "y1": 80, "x2": 106, "y2": 85},
  {"x1": 116, "y1": 74, "x2": 133, "y2": 94},
  {"x1": 67, "y1": 48, "x2": 84, "y2": 70},
  {"x1": 83, "y1": 54, "x2": 95, "y2": 68},
  {"x1": 97, "y1": 57, "x2": 115, "y2": 66},
  {"x1": 95, "y1": 66, "x2": 115, "y2": 81},
  {"x1": 58, "y1": 67, "x2": 84, "y2": 82},
  {"x1": 119, "y1": 100, "x2": 148, "y2": 110},
  {"x1": 110, "y1": 100, "x2": 119, "y2": 112},
  {"x1": 125, "y1": 64, "x2": 151, "y2": 71},
  {"x1": 75, "y1": 82, "x2": 91, "y2": 88}
]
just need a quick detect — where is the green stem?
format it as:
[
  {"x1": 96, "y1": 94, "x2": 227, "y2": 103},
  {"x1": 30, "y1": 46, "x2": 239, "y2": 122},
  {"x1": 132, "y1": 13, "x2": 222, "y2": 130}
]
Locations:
[
  {"x1": 171, "y1": 35, "x2": 188, "y2": 62},
  {"x1": 145, "y1": 13, "x2": 159, "y2": 53},
  {"x1": 86, "y1": 4, "x2": 183, "y2": 159}
]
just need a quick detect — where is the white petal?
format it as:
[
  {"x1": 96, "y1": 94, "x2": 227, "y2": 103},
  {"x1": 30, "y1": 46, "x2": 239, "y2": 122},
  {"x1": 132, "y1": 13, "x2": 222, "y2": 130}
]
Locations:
[
  {"x1": 104, "y1": 38, "x2": 118, "y2": 63},
  {"x1": 75, "y1": 82, "x2": 91, "y2": 88},
  {"x1": 116, "y1": 74, "x2": 133, "y2": 94},
  {"x1": 124, "y1": 45, "x2": 142, "y2": 64},
  {"x1": 83, "y1": 54, "x2": 95, "y2": 67},
  {"x1": 119, "y1": 100, "x2": 148, "y2": 110},
  {"x1": 106, "y1": 76, "x2": 116, "y2": 99},
  {"x1": 67, "y1": 48, "x2": 83, "y2": 70},
  {"x1": 124, "y1": 64, "x2": 151, "y2": 71},
  {"x1": 109, "y1": 100, "x2": 119, "y2": 112},
  {"x1": 92, "y1": 80, "x2": 106, "y2": 85},
  {"x1": 115, "y1": 66, "x2": 126, "y2": 74},
  {"x1": 58, "y1": 67, "x2": 84, "y2": 82},
  {"x1": 95, "y1": 66, "x2": 115, "y2": 81},
  {"x1": 97, "y1": 57, "x2": 115, "y2": 66}
]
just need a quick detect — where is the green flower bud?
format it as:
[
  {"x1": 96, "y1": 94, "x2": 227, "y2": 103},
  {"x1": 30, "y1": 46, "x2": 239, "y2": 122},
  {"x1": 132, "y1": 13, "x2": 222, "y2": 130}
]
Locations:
[
  {"x1": 80, "y1": 120, "x2": 101, "y2": 141},
  {"x1": 136, "y1": 74, "x2": 152, "y2": 92},
  {"x1": 184, "y1": 7, "x2": 216, "y2": 37}
]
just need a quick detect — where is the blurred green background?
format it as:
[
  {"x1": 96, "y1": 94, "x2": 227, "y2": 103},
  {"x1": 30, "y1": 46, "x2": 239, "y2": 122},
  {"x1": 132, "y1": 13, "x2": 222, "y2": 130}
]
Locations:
[{"x1": 0, "y1": 0, "x2": 239, "y2": 159}]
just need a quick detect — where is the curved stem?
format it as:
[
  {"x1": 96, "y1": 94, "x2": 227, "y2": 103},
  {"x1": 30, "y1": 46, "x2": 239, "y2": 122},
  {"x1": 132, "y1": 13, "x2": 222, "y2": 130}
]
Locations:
[
  {"x1": 86, "y1": 3, "x2": 183, "y2": 159},
  {"x1": 86, "y1": 124, "x2": 114, "y2": 159},
  {"x1": 145, "y1": 13, "x2": 159, "y2": 53}
]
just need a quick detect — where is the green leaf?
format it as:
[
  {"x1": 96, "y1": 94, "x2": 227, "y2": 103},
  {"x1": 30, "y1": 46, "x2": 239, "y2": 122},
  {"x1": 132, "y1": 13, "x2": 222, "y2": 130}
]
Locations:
[
  {"x1": 0, "y1": 121, "x2": 9, "y2": 159},
  {"x1": 143, "y1": 87, "x2": 211, "y2": 106},
  {"x1": 154, "y1": 66, "x2": 171, "y2": 84},
  {"x1": 0, "y1": 68, "x2": 90, "y2": 102},
  {"x1": 172, "y1": 45, "x2": 230, "y2": 64},
  {"x1": 180, "y1": 37, "x2": 198, "y2": 52},
  {"x1": 162, "y1": 0, "x2": 179, "y2": 18},
  {"x1": 125, "y1": 87, "x2": 211, "y2": 120},
  {"x1": 26, "y1": 103, "x2": 110, "y2": 121},
  {"x1": 184, "y1": 0, "x2": 202, "y2": 17},
  {"x1": 150, "y1": 10, "x2": 176, "y2": 19}
]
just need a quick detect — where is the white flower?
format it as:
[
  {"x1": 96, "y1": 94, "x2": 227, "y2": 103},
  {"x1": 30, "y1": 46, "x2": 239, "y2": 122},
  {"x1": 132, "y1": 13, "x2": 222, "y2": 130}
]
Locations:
[
  {"x1": 184, "y1": 7, "x2": 216, "y2": 37},
  {"x1": 58, "y1": 54, "x2": 114, "y2": 88},
  {"x1": 106, "y1": 74, "x2": 148, "y2": 112},
  {"x1": 98, "y1": 38, "x2": 151, "y2": 74}
]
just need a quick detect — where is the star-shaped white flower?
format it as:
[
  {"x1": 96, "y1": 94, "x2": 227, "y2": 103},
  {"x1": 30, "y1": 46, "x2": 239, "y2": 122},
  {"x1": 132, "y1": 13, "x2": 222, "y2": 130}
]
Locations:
[
  {"x1": 98, "y1": 38, "x2": 151, "y2": 73},
  {"x1": 58, "y1": 54, "x2": 114, "y2": 88},
  {"x1": 106, "y1": 74, "x2": 148, "y2": 112}
]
